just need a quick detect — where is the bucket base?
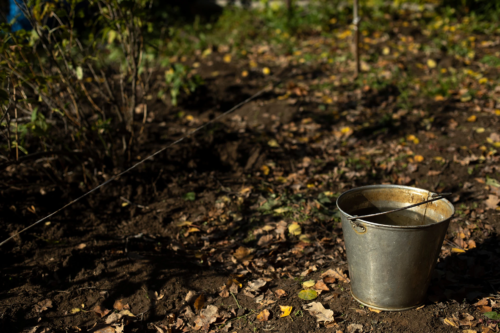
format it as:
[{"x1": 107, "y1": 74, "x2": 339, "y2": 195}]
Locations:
[{"x1": 351, "y1": 291, "x2": 423, "y2": 312}]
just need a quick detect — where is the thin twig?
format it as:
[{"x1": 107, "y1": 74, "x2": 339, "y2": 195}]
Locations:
[{"x1": 230, "y1": 291, "x2": 242, "y2": 309}]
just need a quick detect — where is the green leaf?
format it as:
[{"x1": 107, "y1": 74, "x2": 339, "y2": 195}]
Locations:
[
  {"x1": 298, "y1": 289, "x2": 317, "y2": 300},
  {"x1": 486, "y1": 178, "x2": 500, "y2": 188},
  {"x1": 183, "y1": 192, "x2": 196, "y2": 201},
  {"x1": 484, "y1": 312, "x2": 500, "y2": 320},
  {"x1": 76, "y1": 66, "x2": 83, "y2": 80}
]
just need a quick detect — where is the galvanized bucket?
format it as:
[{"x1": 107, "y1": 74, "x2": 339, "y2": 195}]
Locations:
[{"x1": 336, "y1": 185, "x2": 454, "y2": 311}]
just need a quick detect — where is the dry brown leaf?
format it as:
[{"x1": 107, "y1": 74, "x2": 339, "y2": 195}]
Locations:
[
  {"x1": 314, "y1": 280, "x2": 329, "y2": 291},
  {"x1": 303, "y1": 302, "x2": 334, "y2": 323},
  {"x1": 194, "y1": 294, "x2": 206, "y2": 312},
  {"x1": 275, "y1": 289, "x2": 287, "y2": 298},
  {"x1": 34, "y1": 299, "x2": 52, "y2": 313},
  {"x1": 234, "y1": 246, "x2": 254, "y2": 261},
  {"x1": 347, "y1": 323, "x2": 363, "y2": 333},
  {"x1": 444, "y1": 317, "x2": 459, "y2": 328},
  {"x1": 219, "y1": 286, "x2": 229, "y2": 298},
  {"x1": 479, "y1": 306, "x2": 493, "y2": 313},
  {"x1": 323, "y1": 276, "x2": 335, "y2": 284},
  {"x1": 257, "y1": 309, "x2": 270, "y2": 322},
  {"x1": 113, "y1": 300, "x2": 129, "y2": 311},
  {"x1": 462, "y1": 330, "x2": 477, "y2": 333},
  {"x1": 475, "y1": 298, "x2": 489, "y2": 307},
  {"x1": 105, "y1": 310, "x2": 135, "y2": 324},
  {"x1": 93, "y1": 305, "x2": 111, "y2": 318},
  {"x1": 321, "y1": 268, "x2": 350, "y2": 283},
  {"x1": 485, "y1": 195, "x2": 500, "y2": 210},
  {"x1": 247, "y1": 279, "x2": 267, "y2": 292},
  {"x1": 193, "y1": 305, "x2": 219, "y2": 331}
]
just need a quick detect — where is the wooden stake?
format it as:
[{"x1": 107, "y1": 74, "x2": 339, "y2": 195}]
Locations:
[{"x1": 353, "y1": 0, "x2": 360, "y2": 77}]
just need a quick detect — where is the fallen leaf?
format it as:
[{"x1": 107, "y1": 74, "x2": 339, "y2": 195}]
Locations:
[
  {"x1": 467, "y1": 115, "x2": 477, "y2": 122},
  {"x1": 71, "y1": 308, "x2": 81, "y2": 314},
  {"x1": 452, "y1": 248, "x2": 466, "y2": 253},
  {"x1": 414, "y1": 155, "x2": 424, "y2": 163},
  {"x1": 288, "y1": 223, "x2": 302, "y2": 236},
  {"x1": 105, "y1": 310, "x2": 135, "y2": 324},
  {"x1": 172, "y1": 221, "x2": 193, "y2": 228},
  {"x1": 462, "y1": 330, "x2": 477, "y2": 333},
  {"x1": 321, "y1": 268, "x2": 350, "y2": 283},
  {"x1": 368, "y1": 307, "x2": 382, "y2": 313},
  {"x1": 234, "y1": 246, "x2": 254, "y2": 261},
  {"x1": 485, "y1": 195, "x2": 500, "y2": 210},
  {"x1": 444, "y1": 317, "x2": 460, "y2": 328},
  {"x1": 302, "y1": 280, "x2": 315, "y2": 288},
  {"x1": 347, "y1": 323, "x2": 363, "y2": 333},
  {"x1": 275, "y1": 289, "x2": 287, "y2": 298},
  {"x1": 194, "y1": 294, "x2": 206, "y2": 312},
  {"x1": 323, "y1": 276, "x2": 335, "y2": 284},
  {"x1": 93, "y1": 305, "x2": 111, "y2": 318},
  {"x1": 427, "y1": 59, "x2": 437, "y2": 68},
  {"x1": 279, "y1": 305, "x2": 292, "y2": 318},
  {"x1": 193, "y1": 305, "x2": 219, "y2": 331},
  {"x1": 76, "y1": 243, "x2": 87, "y2": 249},
  {"x1": 314, "y1": 280, "x2": 329, "y2": 291},
  {"x1": 113, "y1": 300, "x2": 129, "y2": 311},
  {"x1": 262, "y1": 67, "x2": 271, "y2": 75},
  {"x1": 257, "y1": 309, "x2": 270, "y2": 322},
  {"x1": 34, "y1": 299, "x2": 52, "y2": 313},
  {"x1": 303, "y1": 302, "x2": 334, "y2": 323},
  {"x1": 298, "y1": 289, "x2": 318, "y2": 300}
]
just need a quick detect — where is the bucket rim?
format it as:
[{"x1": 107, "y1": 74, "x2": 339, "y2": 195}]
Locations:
[{"x1": 336, "y1": 184, "x2": 455, "y2": 229}]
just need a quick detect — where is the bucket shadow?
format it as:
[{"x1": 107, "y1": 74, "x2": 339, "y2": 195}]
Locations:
[{"x1": 428, "y1": 234, "x2": 500, "y2": 305}]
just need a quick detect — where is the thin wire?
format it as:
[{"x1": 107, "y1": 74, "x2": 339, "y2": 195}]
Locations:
[
  {"x1": 0, "y1": 84, "x2": 274, "y2": 247},
  {"x1": 348, "y1": 193, "x2": 452, "y2": 221}
]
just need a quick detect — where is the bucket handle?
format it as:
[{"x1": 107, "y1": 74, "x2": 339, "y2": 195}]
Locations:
[{"x1": 347, "y1": 192, "x2": 452, "y2": 222}]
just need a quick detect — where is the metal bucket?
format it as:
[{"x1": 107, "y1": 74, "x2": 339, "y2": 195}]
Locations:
[{"x1": 336, "y1": 185, "x2": 454, "y2": 311}]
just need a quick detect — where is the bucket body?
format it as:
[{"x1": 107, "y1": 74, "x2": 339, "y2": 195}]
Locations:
[{"x1": 336, "y1": 185, "x2": 454, "y2": 311}]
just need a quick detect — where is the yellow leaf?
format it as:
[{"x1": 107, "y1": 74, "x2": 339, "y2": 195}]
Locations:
[
  {"x1": 71, "y1": 308, "x2": 81, "y2": 314},
  {"x1": 495, "y1": 109, "x2": 500, "y2": 116},
  {"x1": 299, "y1": 235, "x2": 312, "y2": 243},
  {"x1": 461, "y1": 95, "x2": 472, "y2": 102},
  {"x1": 434, "y1": 156, "x2": 444, "y2": 162},
  {"x1": 262, "y1": 67, "x2": 271, "y2": 75},
  {"x1": 329, "y1": 17, "x2": 337, "y2": 24},
  {"x1": 382, "y1": 47, "x2": 390, "y2": 55},
  {"x1": 444, "y1": 317, "x2": 459, "y2": 328},
  {"x1": 476, "y1": 127, "x2": 485, "y2": 133},
  {"x1": 249, "y1": 60, "x2": 258, "y2": 68},
  {"x1": 223, "y1": 54, "x2": 232, "y2": 63},
  {"x1": 479, "y1": 77, "x2": 488, "y2": 84},
  {"x1": 261, "y1": 165, "x2": 270, "y2": 176},
  {"x1": 122, "y1": 202, "x2": 129, "y2": 207},
  {"x1": 187, "y1": 227, "x2": 200, "y2": 234},
  {"x1": 288, "y1": 223, "x2": 302, "y2": 236},
  {"x1": 268, "y1": 139, "x2": 279, "y2": 147},
  {"x1": 202, "y1": 48, "x2": 212, "y2": 58},
  {"x1": 427, "y1": 59, "x2": 437, "y2": 68},
  {"x1": 277, "y1": 93, "x2": 290, "y2": 100},
  {"x1": 414, "y1": 155, "x2": 424, "y2": 163},
  {"x1": 173, "y1": 221, "x2": 193, "y2": 228},
  {"x1": 241, "y1": 70, "x2": 249, "y2": 77},
  {"x1": 280, "y1": 306, "x2": 293, "y2": 318},
  {"x1": 435, "y1": 95, "x2": 445, "y2": 101},
  {"x1": 185, "y1": 115, "x2": 194, "y2": 121},
  {"x1": 302, "y1": 280, "x2": 315, "y2": 288},
  {"x1": 340, "y1": 126, "x2": 351, "y2": 134},
  {"x1": 369, "y1": 308, "x2": 382, "y2": 313},
  {"x1": 451, "y1": 248, "x2": 466, "y2": 253},
  {"x1": 467, "y1": 115, "x2": 477, "y2": 122}
]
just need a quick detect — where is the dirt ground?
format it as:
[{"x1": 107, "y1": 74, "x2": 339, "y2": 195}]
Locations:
[{"x1": 2, "y1": 12, "x2": 500, "y2": 333}]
